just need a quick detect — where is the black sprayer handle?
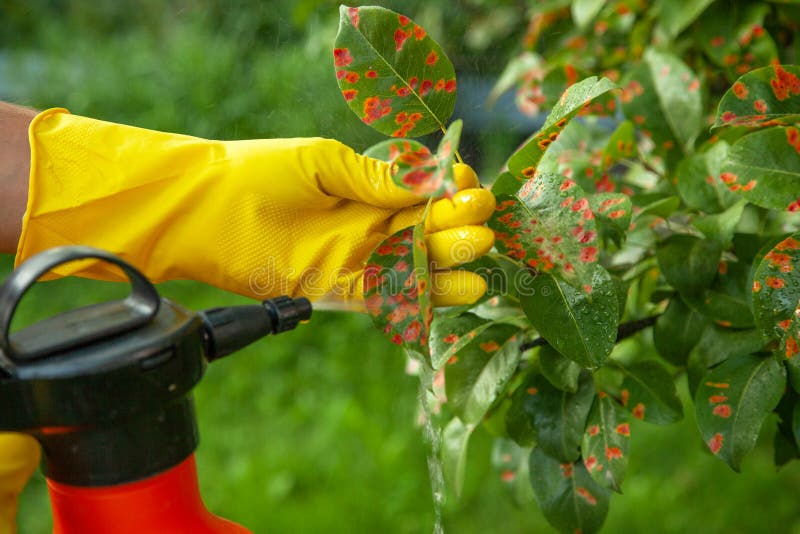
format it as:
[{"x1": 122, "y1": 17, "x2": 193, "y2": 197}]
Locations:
[{"x1": 0, "y1": 246, "x2": 160, "y2": 361}]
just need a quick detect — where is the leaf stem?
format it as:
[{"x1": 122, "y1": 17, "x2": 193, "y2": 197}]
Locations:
[{"x1": 518, "y1": 314, "x2": 661, "y2": 353}]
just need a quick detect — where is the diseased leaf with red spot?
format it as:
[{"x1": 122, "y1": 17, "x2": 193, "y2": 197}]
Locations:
[
  {"x1": 752, "y1": 233, "x2": 800, "y2": 342},
  {"x1": 517, "y1": 372, "x2": 595, "y2": 463},
  {"x1": 589, "y1": 193, "x2": 632, "y2": 248},
  {"x1": 365, "y1": 120, "x2": 461, "y2": 197},
  {"x1": 601, "y1": 120, "x2": 638, "y2": 170},
  {"x1": 695, "y1": 353, "x2": 785, "y2": 471},
  {"x1": 713, "y1": 65, "x2": 800, "y2": 129},
  {"x1": 490, "y1": 439, "x2": 536, "y2": 506},
  {"x1": 364, "y1": 222, "x2": 431, "y2": 357},
  {"x1": 440, "y1": 321, "x2": 521, "y2": 424},
  {"x1": 778, "y1": 300, "x2": 800, "y2": 393},
  {"x1": 682, "y1": 256, "x2": 755, "y2": 329},
  {"x1": 520, "y1": 266, "x2": 619, "y2": 369},
  {"x1": 581, "y1": 393, "x2": 630, "y2": 492},
  {"x1": 687, "y1": 326, "x2": 766, "y2": 397},
  {"x1": 676, "y1": 140, "x2": 740, "y2": 214},
  {"x1": 615, "y1": 360, "x2": 683, "y2": 425},
  {"x1": 720, "y1": 127, "x2": 800, "y2": 211},
  {"x1": 620, "y1": 49, "x2": 702, "y2": 168},
  {"x1": 488, "y1": 173, "x2": 599, "y2": 287},
  {"x1": 697, "y1": 3, "x2": 777, "y2": 83},
  {"x1": 508, "y1": 76, "x2": 617, "y2": 180},
  {"x1": 334, "y1": 5, "x2": 456, "y2": 137},
  {"x1": 529, "y1": 447, "x2": 611, "y2": 534},
  {"x1": 430, "y1": 312, "x2": 492, "y2": 369}
]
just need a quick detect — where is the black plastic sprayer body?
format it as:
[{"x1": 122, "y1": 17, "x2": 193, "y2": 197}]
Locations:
[{"x1": 0, "y1": 246, "x2": 311, "y2": 533}]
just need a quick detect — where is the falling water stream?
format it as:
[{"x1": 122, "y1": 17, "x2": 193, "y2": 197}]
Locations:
[{"x1": 414, "y1": 355, "x2": 446, "y2": 534}]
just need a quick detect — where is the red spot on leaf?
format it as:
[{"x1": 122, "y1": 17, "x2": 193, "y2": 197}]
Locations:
[
  {"x1": 615, "y1": 423, "x2": 630, "y2": 437},
  {"x1": 605, "y1": 446, "x2": 623, "y2": 460},
  {"x1": 713, "y1": 405, "x2": 732, "y2": 418},
  {"x1": 766, "y1": 276, "x2": 786, "y2": 289},
  {"x1": 621, "y1": 389, "x2": 629, "y2": 407},
  {"x1": 705, "y1": 381, "x2": 730, "y2": 389},
  {"x1": 398, "y1": 14, "x2": 410, "y2": 26},
  {"x1": 709, "y1": 395, "x2": 728, "y2": 404},
  {"x1": 585, "y1": 455, "x2": 598, "y2": 472},
  {"x1": 732, "y1": 81, "x2": 748, "y2": 99},
  {"x1": 526, "y1": 387, "x2": 539, "y2": 395},
  {"x1": 560, "y1": 463, "x2": 573, "y2": 478},
  {"x1": 333, "y1": 48, "x2": 353, "y2": 67},
  {"x1": 347, "y1": 7, "x2": 359, "y2": 28},
  {"x1": 394, "y1": 29, "x2": 409, "y2": 51},
  {"x1": 480, "y1": 340, "x2": 500, "y2": 352},
  {"x1": 721, "y1": 111, "x2": 737, "y2": 123},
  {"x1": 720, "y1": 172, "x2": 738, "y2": 184},
  {"x1": 576, "y1": 487, "x2": 597, "y2": 506},
  {"x1": 580, "y1": 247, "x2": 598, "y2": 263},
  {"x1": 754, "y1": 99, "x2": 767, "y2": 113},
  {"x1": 500, "y1": 470, "x2": 515, "y2": 482},
  {"x1": 342, "y1": 89, "x2": 358, "y2": 101},
  {"x1": 420, "y1": 79, "x2": 433, "y2": 96},
  {"x1": 587, "y1": 425, "x2": 600, "y2": 437},
  {"x1": 403, "y1": 320, "x2": 422, "y2": 342},
  {"x1": 632, "y1": 403, "x2": 645, "y2": 420},
  {"x1": 414, "y1": 25, "x2": 426, "y2": 40},
  {"x1": 708, "y1": 432, "x2": 724, "y2": 454},
  {"x1": 786, "y1": 336, "x2": 799, "y2": 358},
  {"x1": 426, "y1": 51, "x2": 439, "y2": 65}
]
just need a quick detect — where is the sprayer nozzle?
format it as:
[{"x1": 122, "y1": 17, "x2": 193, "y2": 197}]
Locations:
[{"x1": 200, "y1": 296, "x2": 312, "y2": 362}]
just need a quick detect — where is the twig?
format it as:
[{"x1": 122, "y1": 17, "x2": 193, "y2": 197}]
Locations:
[{"x1": 519, "y1": 314, "x2": 661, "y2": 353}]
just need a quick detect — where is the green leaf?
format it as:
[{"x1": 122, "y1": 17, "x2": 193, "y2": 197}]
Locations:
[
  {"x1": 656, "y1": 234, "x2": 723, "y2": 296},
  {"x1": 520, "y1": 267, "x2": 619, "y2": 369},
  {"x1": 653, "y1": 297, "x2": 709, "y2": 366},
  {"x1": 364, "y1": 119, "x2": 461, "y2": 197},
  {"x1": 616, "y1": 360, "x2": 683, "y2": 424},
  {"x1": 508, "y1": 77, "x2": 617, "y2": 180},
  {"x1": 777, "y1": 299, "x2": 800, "y2": 392},
  {"x1": 539, "y1": 344, "x2": 582, "y2": 393},
  {"x1": 334, "y1": 5, "x2": 456, "y2": 137},
  {"x1": 692, "y1": 199, "x2": 747, "y2": 247},
  {"x1": 506, "y1": 377, "x2": 538, "y2": 447},
  {"x1": 490, "y1": 175, "x2": 601, "y2": 287},
  {"x1": 620, "y1": 49, "x2": 702, "y2": 158},
  {"x1": 695, "y1": 353, "x2": 786, "y2": 471},
  {"x1": 682, "y1": 259, "x2": 755, "y2": 328},
  {"x1": 444, "y1": 323, "x2": 522, "y2": 424},
  {"x1": 491, "y1": 171, "x2": 526, "y2": 196},
  {"x1": 442, "y1": 417, "x2": 474, "y2": 498},
  {"x1": 687, "y1": 326, "x2": 767, "y2": 396},
  {"x1": 601, "y1": 120, "x2": 638, "y2": 169},
  {"x1": 714, "y1": 64, "x2": 800, "y2": 130},
  {"x1": 520, "y1": 372, "x2": 595, "y2": 462},
  {"x1": 657, "y1": 0, "x2": 715, "y2": 39},
  {"x1": 429, "y1": 312, "x2": 491, "y2": 369},
  {"x1": 721, "y1": 127, "x2": 800, "y2": 211},
  {"x1": 459, "y1": 252, "x2": 526, "y2": 299},
  {"x1": 571, "y1": 0, "x2": 607, "y2": 29},
  {"x1": 773, "y1": 389, "x2": 800, "y2": 467},
  {"x1": 752, "y1": 233, "x2": 800, "y2": 341},
  {"x1": 589, "y1": 193, "x2": 632, "y2": 248},
  {"x1": 364, "y1": 224, "x2": 431, "y2": 355},
  {"x1": 697, "y1": 3, "x2": 776, "y2": 81},
  {"x1": 676, "y1": 141, "x2": 740, "y2": 213},
  {"x1": 491, "y1": 439, "x2": 536, "y2": 506},
  {"x1": 529, "y1": 447, "x2": 611, "y2": 534},
  {"x1": 581, "y1": 393, "x2": 631, "y2": 492}
]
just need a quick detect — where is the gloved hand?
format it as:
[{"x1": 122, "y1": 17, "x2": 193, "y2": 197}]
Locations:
[
  {"x1": 0, "y1": 434, "x2": 39, "y2": 534},
  {"x1": 18, "y1": 108, "x2": 496, "y2": 307}
]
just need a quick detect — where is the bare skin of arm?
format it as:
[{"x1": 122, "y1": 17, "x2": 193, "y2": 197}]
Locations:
[{"x1": 0, "y1": 102, "x2": 36, "y2": 254}]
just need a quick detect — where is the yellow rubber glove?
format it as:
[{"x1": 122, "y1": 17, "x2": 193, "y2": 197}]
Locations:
[
  {"x1": 18, "y1": 108, "x2": 495, "y2": 307},
  {"x1": 0, "y1": 434, "x2": 39, "y2": 534}
]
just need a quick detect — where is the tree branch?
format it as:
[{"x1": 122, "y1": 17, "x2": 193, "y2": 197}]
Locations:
[{"x1": 519, "y1": 314, "x2": 661, "y2": 353}]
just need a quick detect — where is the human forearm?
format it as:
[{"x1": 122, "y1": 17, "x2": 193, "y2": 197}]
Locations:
[{"x1": 0, "y1": 102, "x2": 36, "y2": 253}]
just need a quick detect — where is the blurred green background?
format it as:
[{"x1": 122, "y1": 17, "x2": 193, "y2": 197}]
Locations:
[{"x1": 2, "y1": 1, "x2": 800, "y2": 532}]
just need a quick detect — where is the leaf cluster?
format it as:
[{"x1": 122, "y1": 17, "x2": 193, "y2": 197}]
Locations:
[{"x1": 333, "y1": 2, "x2": 800, "y2": 533}]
